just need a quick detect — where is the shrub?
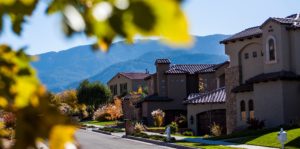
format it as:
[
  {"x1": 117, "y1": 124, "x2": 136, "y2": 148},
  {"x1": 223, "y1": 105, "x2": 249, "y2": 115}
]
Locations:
[
  {"x1": 210, "y1": 122, "x2": 223, "y2": 137},
  {"x1": 134, "y1": 122, "x2": 145, "y2": 133},
  {"x1": 182, "y1": 131, "x2": 194, "y2": 136},
  {"x1": 174, "y1": 115, "x2": 187, "y2": 128},
  {"x1": 166, "y1": 122, "x2": 178, "y2": 134},
  {"x1": 247, "y1": 118, "x2": 265, "y2": 130},
  {"x1": 93, "y1": 98, "x2": 123, "y2": 121},
  {"x1": 151, "y1": 109, "x2": 165, "y2": 127}
]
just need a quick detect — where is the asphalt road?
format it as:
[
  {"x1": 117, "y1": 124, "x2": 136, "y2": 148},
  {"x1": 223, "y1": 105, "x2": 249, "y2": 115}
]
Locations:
[{"x1": 76, "y1": 129, "x2": 174, "y2": 149}]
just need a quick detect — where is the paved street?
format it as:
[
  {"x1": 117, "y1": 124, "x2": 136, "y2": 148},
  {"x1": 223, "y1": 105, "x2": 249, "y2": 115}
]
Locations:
[{"x1": 76, "y1": 129, "x2": 174, "y2": 149}]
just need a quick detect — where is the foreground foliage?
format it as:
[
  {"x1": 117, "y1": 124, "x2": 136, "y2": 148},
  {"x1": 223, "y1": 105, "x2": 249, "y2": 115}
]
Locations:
[
  {"x1": 0, "y1": 0, "x2": 190, "y2": 148},
  {"x1": 0, "y1": 45, "x2": 75, "y2": 149}
]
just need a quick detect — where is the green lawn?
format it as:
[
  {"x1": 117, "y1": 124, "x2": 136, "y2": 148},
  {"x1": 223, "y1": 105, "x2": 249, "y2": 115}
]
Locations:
[
  {"x1": 225, "y1": 128, "x2": 300, "y2": 149},
  {"x1": 81, "y1": 120, "x2": 117, "y2": 126},
  {"x1": 175, "y1": 141, "x2": 243, "y2": 149}
]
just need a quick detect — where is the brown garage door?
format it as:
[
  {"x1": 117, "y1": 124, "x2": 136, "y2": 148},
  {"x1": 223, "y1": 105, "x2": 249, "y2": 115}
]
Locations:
[{"x1": 197, "y1": 109, "x2": 226, "y2": 135}]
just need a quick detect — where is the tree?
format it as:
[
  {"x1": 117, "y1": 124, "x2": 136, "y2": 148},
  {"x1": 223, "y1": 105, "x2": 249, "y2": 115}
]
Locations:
[
  {"x1": 77, "y1": 80, "x2": 112, "y2": 110},
  {"x1": 0, "y1": 0, "x2": 190, "y2": 148}
]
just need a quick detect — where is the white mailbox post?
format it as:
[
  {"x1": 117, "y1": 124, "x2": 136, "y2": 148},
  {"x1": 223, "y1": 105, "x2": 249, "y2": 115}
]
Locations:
[
  {"x1": 165, "y1": 126, "x2": 171, "y2": 142},
  {"x1": 277, "y1": 128, "x2": 287, "y2": 149}
]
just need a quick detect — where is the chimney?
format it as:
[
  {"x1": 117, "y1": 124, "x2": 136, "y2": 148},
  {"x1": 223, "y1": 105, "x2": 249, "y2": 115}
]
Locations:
[{"x1": 155, "y1": 59, "x2": 171, "y2": 96}]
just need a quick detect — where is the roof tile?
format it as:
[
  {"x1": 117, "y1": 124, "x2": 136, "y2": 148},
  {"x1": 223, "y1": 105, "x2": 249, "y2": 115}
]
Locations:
[{"x1": 184, "y1": 87, "x2": 226, "y2": 104}]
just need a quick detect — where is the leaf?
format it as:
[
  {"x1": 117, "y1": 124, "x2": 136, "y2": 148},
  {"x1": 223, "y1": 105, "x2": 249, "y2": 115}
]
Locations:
[
  {"x1": 146, "y1": 0, "x2": 192, "y2": 46},
  {"x1": 49, "y1": 125, "x2": 76, "y2": 149},
  {"x1": 130, "y1": 1, "x2": 156, "y2": 31}
]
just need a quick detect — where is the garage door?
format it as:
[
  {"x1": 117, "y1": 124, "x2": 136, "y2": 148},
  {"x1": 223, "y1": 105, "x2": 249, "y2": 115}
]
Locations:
[{"x1": 197, "y1": 109, "x2": 226, "y2": 135}]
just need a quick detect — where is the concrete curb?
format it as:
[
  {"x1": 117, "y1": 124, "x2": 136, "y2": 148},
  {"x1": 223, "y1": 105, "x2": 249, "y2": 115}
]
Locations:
[
  {"x1": 92, "y1": 129, "x2": 112, "y2": 135},
  {"x1": 122, "y1": 135, "x2": 196, "y2": 149}
]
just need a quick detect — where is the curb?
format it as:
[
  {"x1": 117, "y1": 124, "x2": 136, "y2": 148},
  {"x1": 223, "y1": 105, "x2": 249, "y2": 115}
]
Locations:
[
  {"x1": 122, "y1": 135, "x2": 196, "y2": 149},
  {"x1": 92, "y1": 129, "x2": 112, "y2": 135}
]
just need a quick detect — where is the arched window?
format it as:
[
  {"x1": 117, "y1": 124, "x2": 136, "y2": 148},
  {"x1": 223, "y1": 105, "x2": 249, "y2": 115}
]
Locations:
[
  {"x1": 249, "y1": 100, "x2": 255, "y2": 120},
  {"x1": 266, "y1": 36, "x2": 277, "y2": 63},
  {"x1": 240, "y1": 100, "x2": 246, "y2": 121}
]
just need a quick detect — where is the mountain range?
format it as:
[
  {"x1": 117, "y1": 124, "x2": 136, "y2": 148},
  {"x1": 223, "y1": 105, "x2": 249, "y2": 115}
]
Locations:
[{"x1": 31, "y1": 34, "x2": 230, "y2": 92}]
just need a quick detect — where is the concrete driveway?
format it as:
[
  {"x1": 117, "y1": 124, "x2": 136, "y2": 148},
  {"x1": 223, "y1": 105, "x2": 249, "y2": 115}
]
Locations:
[{"x1": 76, "y1": 129, "x2": 174, "y2": 149}]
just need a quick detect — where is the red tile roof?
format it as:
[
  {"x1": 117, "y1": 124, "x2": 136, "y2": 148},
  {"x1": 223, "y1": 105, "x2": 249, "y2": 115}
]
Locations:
[
  {"x1": 155, "y1": 59, "x2": 171, "y2": 64},
  {"x1": 221, "y1": 14, "x2": 300, "y2": 44},
  {"x1": 184, "y1": 87, "x2": 226, "y2": 104},
  {"x1": 120, "y1": 72, "x2": 150, "y2": 80},
  {"x1": 165, "y1": 64, "x2": 217, "y2": 75}
]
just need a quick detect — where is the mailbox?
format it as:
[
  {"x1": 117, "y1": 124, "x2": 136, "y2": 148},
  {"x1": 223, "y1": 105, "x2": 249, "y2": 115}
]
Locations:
[{"x1": 277, "y1": 128, "x2": 287, "y2": 149}]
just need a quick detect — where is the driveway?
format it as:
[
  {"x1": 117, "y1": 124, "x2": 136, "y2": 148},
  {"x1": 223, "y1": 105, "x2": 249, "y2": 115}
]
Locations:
[{"x1": 76, "y1": 129, "x2": 174, "y2": 149}]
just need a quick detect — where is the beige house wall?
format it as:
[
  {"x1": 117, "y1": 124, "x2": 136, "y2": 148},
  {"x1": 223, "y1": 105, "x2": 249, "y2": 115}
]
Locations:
[
  {"x1": 261, "y1": 21, "x2": 290, "y2": 73},
  {"x1": 107, "y1": 75, "x2": 133, "y2": 96},
  {"x1": 167, "y1": 75, "x2": 187, "y2": 101},
  {"x1": 235, "y1": 92, "x2": 254, "y2": 129},
  {"x1": 289, "y1": 30, "x2": 300, "y2": 74},
  {"x1": 282, "y1": 81, "x2": 300, "y2": 124},
  {"x1": 253, "y1": 81, "x2": 284, "y2": 127},
  {"x1": 187, "y1": 103, "x2": 225, "y2": 134}
]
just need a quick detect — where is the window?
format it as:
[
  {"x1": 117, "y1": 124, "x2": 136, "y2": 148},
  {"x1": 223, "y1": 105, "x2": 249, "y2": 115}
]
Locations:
[
  {"x1": 249, "y1": 100, "x2": 255, "y2": 120},
  {"x1": 120, "y1": 83, "x2": 127, "y2": 94},
  {"x1": 244, "y1": 53, "x2": 249, "y2": 59},
  {"x1": 266, "y1": 36, "x2": 277, "y2": 63},
  {"x1": 240, "y1": 100, "x2": 246, "y2": 121},
  {"x1": 111, "y1": 85, "x2": 117, "y2": 95},
  {"x1": 253, "y1": 51, "x2": 257, "y2": 58}
]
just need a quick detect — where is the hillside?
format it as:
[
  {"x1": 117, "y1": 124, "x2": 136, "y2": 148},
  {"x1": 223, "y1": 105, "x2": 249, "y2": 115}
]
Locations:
[{"x1": 31, "y1": 35, "x2": 230, "y2": 92}]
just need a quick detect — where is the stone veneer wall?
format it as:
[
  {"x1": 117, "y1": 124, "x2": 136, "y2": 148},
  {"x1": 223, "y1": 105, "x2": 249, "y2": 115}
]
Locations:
[{"x1": 225, "y1": 66, "x2": 240, "y2": 134}]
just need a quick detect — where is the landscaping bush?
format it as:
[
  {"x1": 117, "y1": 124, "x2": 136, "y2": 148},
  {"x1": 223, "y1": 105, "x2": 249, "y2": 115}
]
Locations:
[
  {"x1": 151, "y1": 109, "x2": 165, "y2": 127},
  {"x1": 210, "y1": 122, "x2": 222, "y2": 137},
  {"x1": 166, "y1": 122, "x2": 178, "y2": 134},
  {"x1": 174, "y1": 115, "x2": 187, "y2": 128},
  {"x1": 134, "y1": 122, "x2": 145, "y2": 133},
  {"x1": 93, "y1": 98, "x2": 123, "y2": 121},
  {"x1": 247, "y1": 118, "x2": 265, "y2": 130},
  {"x1": 131, "y1": 132, "x2": 175, "y2": 142},
  {"x1": 182, "y1": 131, "x2": 194, "y2": 136}
]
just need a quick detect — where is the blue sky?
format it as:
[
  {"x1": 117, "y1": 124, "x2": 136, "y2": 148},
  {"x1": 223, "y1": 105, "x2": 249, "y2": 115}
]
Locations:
[{"x1": 0, "y1": 0, "x2": 299, "y2": 55}]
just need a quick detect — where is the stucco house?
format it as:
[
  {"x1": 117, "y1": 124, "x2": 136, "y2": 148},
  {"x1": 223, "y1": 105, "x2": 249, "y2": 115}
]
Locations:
[
  {"x1": 107, "y1": 72, "x2": 150, "y2": 96},
  {"x1": 139, "y1": 59, "x2": 228, "y2": 125},
  {"x1": 184, "y1": 62, "x2": 228, "y2": 135},
  {"x1": 221, "y1": 13, "x2": 300, "y2": 134}
]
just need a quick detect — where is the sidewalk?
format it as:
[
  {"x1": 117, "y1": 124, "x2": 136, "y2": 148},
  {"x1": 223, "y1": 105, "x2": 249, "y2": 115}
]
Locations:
[{"x1": 144, "y1": 131, "x2": 278, "y2": 149}]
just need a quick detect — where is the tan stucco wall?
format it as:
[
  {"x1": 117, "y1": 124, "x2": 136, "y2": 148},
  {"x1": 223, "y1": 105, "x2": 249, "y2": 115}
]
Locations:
[
  {"x1": 262, "y1": 21, "x2": 290, "y2": 73},
  {"x1": 156, "y1": 64, "x2": 169, "y2": 96},
  {"x1": 282, "y1": 81, "x2": 300, "y2": 124},
  {"x1": 240, "y1": 43, "x2": 264, "y2": 82},
  {"x1": 187, "y1": 103, "x2": 225, "y2": 135},
  {"x1": 253, "y1": 81, "x2": 285, "y2": 127},
  {"x1": 289, "y1": 30, "x2": 300, "y2": 74},
  {"x1": 107, "y1": 74, "x2": 132, "y2": 96},
  {"x1": 235, "y1": 92, "x2": 254, "y2": 129},
  {"x1": 167, "y1": 75, "x2": 187, "y2": 101},
  {"x1": 225, "y1": 38, "x2": 262, "y2": 68}
]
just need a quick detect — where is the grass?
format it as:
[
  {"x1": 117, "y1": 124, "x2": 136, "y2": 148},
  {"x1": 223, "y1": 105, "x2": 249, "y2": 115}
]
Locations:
[
  {"x1": 175, "y1": 141, "x2": 243, "y2": 149},
  {"x1": 81, "y1": 120, "x2": 117, "y2": 126},
  {"x1": 227, "y1": 128, "x2": 300, "y2": 149}
]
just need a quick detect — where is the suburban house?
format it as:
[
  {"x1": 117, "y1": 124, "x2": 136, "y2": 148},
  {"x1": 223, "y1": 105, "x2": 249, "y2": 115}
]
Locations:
[
  {"x1": 221, "y1": 13, "x2": 300, "y2": 134},
  {"x1": 107, "y1": 72, "x2": 150, "y2": 96},
  {"x1": 184, "y1": 61, "x2": 229, "y2": 135},
  {"x1": 138, "y1": 59, "x2": 228, "y2": 125}
]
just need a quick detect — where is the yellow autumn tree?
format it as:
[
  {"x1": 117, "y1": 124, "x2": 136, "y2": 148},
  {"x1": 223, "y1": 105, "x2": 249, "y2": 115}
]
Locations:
[{"x1": 0, "y1": 0, "x2": 191, "y2": 148}]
